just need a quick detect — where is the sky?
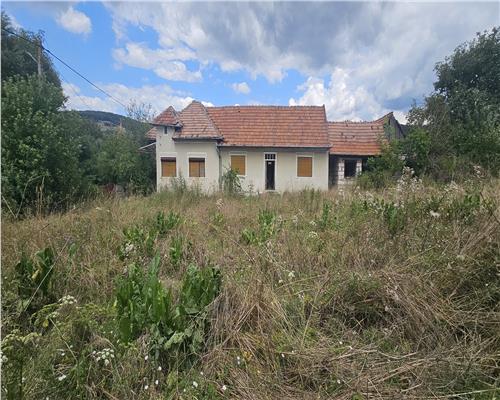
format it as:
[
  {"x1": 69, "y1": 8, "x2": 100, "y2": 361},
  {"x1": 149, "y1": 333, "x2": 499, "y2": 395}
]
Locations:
[{"x1": 2, "y1": 1, "x2": 499, "y2": 123}]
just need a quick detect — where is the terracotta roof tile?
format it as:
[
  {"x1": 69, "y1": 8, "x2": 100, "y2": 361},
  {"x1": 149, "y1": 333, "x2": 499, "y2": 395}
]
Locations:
[
  {"x1": 328, "y1": 114, "x2": 390, "y2": 155},
  {"x1": 174, "y1": 101, "x2": 221, "y2": 139},
  {"x1": 146, "y1": 127, "x2": 158, "y2": 140},
  {"x1": 152, "y1": 106, "x2": 181, "y2": 126},
  {"x1": 206, "y1": 105, "x2": 330, "y2": 147}
]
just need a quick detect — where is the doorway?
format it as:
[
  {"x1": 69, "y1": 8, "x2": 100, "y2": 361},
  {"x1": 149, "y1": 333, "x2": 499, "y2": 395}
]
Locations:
[{"x1": 265, "y1": 153, "x2": 276, "y2": 190}]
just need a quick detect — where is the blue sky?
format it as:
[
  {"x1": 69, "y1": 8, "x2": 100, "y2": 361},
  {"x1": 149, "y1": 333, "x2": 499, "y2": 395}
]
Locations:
[{"x1": 3, "y1": 1, "x2": 499, "y2": 122}]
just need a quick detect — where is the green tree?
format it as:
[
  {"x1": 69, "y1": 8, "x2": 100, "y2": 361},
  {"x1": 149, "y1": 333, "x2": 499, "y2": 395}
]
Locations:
[
  {"x1": 1, "y1": 76, "x2": 87, "y2": 215},
  {"x1": 93, "y1": 132, "x2": 154, "y2": 193}
]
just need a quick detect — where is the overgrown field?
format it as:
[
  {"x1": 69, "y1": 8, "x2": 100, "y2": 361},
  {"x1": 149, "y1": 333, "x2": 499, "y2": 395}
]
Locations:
[{"x1": 2, "y1": 176, "x2": 499, "y2": 399}]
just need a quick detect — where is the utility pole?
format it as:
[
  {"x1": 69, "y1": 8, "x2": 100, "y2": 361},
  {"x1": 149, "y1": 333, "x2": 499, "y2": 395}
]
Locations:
[{"x1": 37, "y1": 37, "x2": 42, "y2": 78}]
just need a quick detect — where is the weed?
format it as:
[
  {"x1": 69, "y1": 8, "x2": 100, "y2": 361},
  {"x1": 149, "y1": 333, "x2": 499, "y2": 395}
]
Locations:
[
  {"x1": 14, "y1": 247, "x2": 55, "y2": 314},
  {"x1": 156, "y1": 210, "x2": 182, "y2": 235}
]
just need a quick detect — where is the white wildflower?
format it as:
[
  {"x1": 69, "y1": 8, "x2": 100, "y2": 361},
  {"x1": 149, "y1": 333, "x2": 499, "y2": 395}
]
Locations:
[
  {"x1": 222, "y1": 384, "x2": 227, "y2": 391},
  {"x1": 429, "y1": 210, "x2": 440, "y2": 218},
  {"x1": 57, "y1": 374, "x2": 67, "y2": 381},
  {"x1": 144, "y1": 355, "x2": 148, "y2": 361},
  {"x1": 157, "y1": 366, "x2": 162, "y2": 371},
  {"x1": 144, "y1": 385, "x2": 149, "y2": 390},
  {"x1": 59, "y1": 295, "x2": 77, "y2": 306},
  {"x1": 281, "y1": 353, "x2": 285, "y2": 358},
  {"x1": 192, "y1": 381, "x2": 198, "y2": 388},
  {"x1": 288, "y1": 271, "x2": 295, "y2": 279},
  {"x1": 155, "y1": 380, "x2": 159, "y2": 385},
  {"x1": 308, "y1": 231, "x2": 318, "y2": 239}
]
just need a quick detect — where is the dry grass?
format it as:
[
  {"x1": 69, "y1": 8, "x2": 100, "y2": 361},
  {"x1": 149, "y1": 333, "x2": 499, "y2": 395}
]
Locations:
[{"x1": 1, "y1": 179, "x2": 499, "y2": 399}]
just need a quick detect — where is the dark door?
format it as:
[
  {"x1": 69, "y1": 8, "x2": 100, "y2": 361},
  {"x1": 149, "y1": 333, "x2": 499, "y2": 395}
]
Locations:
[{"x1": 266, "y1": 160, "x2": 275, "y2": 190}]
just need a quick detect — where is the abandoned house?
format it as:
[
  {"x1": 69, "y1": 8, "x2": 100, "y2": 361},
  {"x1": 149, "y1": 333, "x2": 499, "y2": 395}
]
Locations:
[{"x1": 146, "y1": 101, "x2": 404, "y2": 193}]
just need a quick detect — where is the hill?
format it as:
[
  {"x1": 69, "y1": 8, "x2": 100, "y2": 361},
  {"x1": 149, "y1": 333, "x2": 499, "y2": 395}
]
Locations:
[
  {"x1": 1, "y1": 178, "x2": 499, "y2": 399},
  {"x1": 76, "y1": 110, "x2": 149, "y2": 137}
]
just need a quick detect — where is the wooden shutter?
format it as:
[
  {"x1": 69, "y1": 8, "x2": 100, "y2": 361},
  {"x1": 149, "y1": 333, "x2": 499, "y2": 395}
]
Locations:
[
  {"x1": 230, "y1": 155, "x2": 246, "y2": 175},
  {"x1": 297, "y1": 156, "x2": 312, "y2": 177},
  {"x1": 161, "y1": 157, "x2": 176, "y2": 177},
  {"x1": 189, "y1": 158, "x2": 205, "y2": 177}
]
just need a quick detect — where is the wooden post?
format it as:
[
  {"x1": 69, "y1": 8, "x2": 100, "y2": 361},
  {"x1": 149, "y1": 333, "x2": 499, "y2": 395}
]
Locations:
[{"x1": 37, "y1": 37, "x2": 42, "y2": 78}]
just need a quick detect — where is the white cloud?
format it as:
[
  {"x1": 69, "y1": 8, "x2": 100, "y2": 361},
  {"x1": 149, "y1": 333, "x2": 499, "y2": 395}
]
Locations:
[
  {"x1": 113, "y1": 42, "x2": 201, "y2": 82},
  {"x1": 62, "y1": 81, "x2": 207, "y2": 114},
  {"x1": 104, "y1": 2, "x2": 498, "y2": 114},
  {"x1": 231, "y1": 82, "x2": 251, "y2": 95},
  {"x1": 56, "y1": 6, "x2": 92, "y2": 36},
  {"x1": 289, "y1": 69, "x2": 387, "y2": 121}
]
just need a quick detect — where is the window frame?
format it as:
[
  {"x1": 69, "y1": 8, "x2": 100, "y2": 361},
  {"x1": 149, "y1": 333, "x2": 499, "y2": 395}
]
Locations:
[
  {"x1": 188, "y1": 156, "x2": 206, "y2": 178},
  {"x1": 296, "y1": 154, "x2": 313, "y2": 178},
  {"x1": 229, "y1": 153, "x2": 247, "y2": 177},
  {"x1": 160, "y1": 156, "x2": 177, "y2": 177}
]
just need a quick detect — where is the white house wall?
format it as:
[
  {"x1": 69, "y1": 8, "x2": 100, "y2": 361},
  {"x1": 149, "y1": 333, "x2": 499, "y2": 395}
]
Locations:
[
  {"x1": 156, "y1": 127, "x2": 329, "y2": 193},
  {"x1": 156, "y1": 127, "x2": 220, "y2": 192},
  {"x1": 220, "y1": 148, "x2": 329, "y2": 193}
]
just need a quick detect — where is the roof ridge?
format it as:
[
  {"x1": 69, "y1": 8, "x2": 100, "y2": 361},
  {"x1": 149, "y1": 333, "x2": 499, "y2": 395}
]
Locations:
[{"x1": 206, "y1": 104, "x2": 325, "y2": 109}]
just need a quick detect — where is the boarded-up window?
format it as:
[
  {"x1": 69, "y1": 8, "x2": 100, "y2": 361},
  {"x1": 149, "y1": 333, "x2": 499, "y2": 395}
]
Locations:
[
  {"x1": 161, "y1": 157, "x2": 176, "y2": 177},
  {"x1": 189, "y1": 158, "x2": 205, "y2": 177},
  {"x1": 297, "y1": 156, "x2": 312, "y2": 177},
  {"x1": 230, "y1": 155, "x2": 246, "y2": 175}
]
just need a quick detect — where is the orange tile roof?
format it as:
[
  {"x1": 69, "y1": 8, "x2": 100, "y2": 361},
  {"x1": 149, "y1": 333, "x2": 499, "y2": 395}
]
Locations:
[
  {"x1": 152, "y1": 106, "x2": 181, "y2": 126},
  {"x1": 146, "y1": 126, "x2": 158, "y2": 140},
  {"x1": 328, "y1": 113, "x2": 391, "y2": 156},
  {"x1": 174, "y1": 101, "x2": 221, "y2": 139},
  {"x1": 149, "y1": 101, "x2": 396, "y2": 154},
  {"x1": 206, "y1": 105, "x2": 330, "y2": 147}
]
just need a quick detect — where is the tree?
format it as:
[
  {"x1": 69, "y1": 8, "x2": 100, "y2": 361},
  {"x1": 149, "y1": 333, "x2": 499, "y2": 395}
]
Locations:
[
  {"x1": 93, "y1": 132, "x2": 154, "y2": 194},
  {"x1": 404, "y1": 27, "x2": 500, "y2": 179},
  {"x1": 1, "y1": 12, "x2": 61, "y2": 87},
  {"x1": 1, "y1": 76, "x2": 87, "y2": 215}
]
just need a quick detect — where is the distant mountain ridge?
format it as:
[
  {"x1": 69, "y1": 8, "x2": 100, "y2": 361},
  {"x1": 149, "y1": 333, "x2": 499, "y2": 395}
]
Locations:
[{"x1": 76, "y1": 110, "x2": 149, "y2": 133}]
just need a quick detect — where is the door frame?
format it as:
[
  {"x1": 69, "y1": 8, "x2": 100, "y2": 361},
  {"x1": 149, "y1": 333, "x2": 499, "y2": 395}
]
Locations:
[{"x1": 264, "y1": 152, "x2": 277, "y2": 191}]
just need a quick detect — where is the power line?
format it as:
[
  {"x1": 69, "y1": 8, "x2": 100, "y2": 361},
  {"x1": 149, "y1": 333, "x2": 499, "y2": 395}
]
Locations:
[{"x1": 1, "y1": 26, "x2": 127, "y2": 109}]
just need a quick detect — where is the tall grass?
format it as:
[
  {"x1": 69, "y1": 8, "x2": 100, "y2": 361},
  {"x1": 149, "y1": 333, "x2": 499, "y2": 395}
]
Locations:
[{"x1": 1, "y1": 178, "x2": 499, "y2": 399}]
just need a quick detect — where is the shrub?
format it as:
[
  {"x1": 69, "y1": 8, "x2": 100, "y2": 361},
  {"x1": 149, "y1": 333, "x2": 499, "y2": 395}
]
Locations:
[{"x1": 221, "y1": 168, "x2": 242, "y2": 195}]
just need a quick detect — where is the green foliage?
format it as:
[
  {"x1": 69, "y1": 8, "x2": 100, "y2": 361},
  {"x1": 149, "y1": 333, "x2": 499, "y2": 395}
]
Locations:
[
  {"x1": 241, "y1": 209, "x2": 279, "y2": 245},
  {"x1": 156, "y1": 210, "x2": 182, "y2": 235},
  {"x1": 169, "y1": 236, "x2": 184, "y2": 268},
  {"x1": 408, "y1": 27, "x2": 500, "y2": 178},
  {"x1": 118, "y1": 226, "x2": 157, "y2": 260},
  {"x1": 14, "y1": 247, "x2": 55, "y2": 314},
  {"x1": 1, "y1": 12, "x2": 60, "y2": 86},
  {"x1": 317, "y1": 200, "x2": 333, "y2": 230},
  {"x1": 1, "y1": 76, "x2": 88, "y2": 214},
  {"x1": 1, "y1": 330, "x2": 41, "y2": 400},
  {"x1": 221, "y1": 168, "x2": 242, "y2": 195},
  {"x1": 116, "y1": 256, "x2": 174, "y2": 344},
  {"x1": 94, "y1": 132, "x2": 154, "y2": 194},
  {"x1": 115, "y1": 255, "x2": 221, "y2": 363}
]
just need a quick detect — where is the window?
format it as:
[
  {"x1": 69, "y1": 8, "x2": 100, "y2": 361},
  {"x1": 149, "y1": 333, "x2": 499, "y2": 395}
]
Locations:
[
  {"x1": 297, "y1": 156, "x2": 313, "y2": 177},
  {"x1": 230, "y1": 155, "x2": 246, "y2": 175},
  {"x1": 344, "y1": 159, "x2": 357, "y2": 178},
  {"x1": 161, "y1": 157, "x2": 176, "y2": 177},
  {"x1": 189, "y1": 158, "x2": 205, "y2": 177}
]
